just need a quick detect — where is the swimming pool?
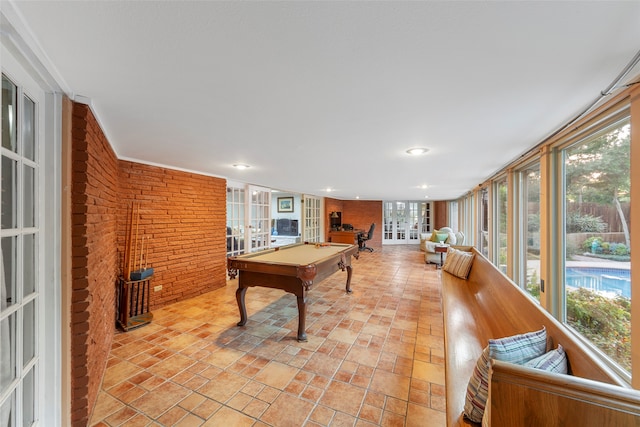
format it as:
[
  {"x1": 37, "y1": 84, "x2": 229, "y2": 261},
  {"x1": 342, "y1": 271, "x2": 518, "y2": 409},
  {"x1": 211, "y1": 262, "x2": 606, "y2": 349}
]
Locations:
[{"x1": 565, "y1": 266, "x2": 631, "y2": 298}]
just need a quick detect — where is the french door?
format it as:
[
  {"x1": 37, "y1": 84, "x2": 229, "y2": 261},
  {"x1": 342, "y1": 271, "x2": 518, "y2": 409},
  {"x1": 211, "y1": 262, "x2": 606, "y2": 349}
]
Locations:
[
  {"x1": 248, "y1": 185, "x2": 271, "y2": 251},
  {"x1": 226, "y1": 183, "x2": 272, "y2": 255},
  {"x1": 383, "y1": 201, "x2": 431, "y2": 244},
  {"x1": 302, "y1": 195, "x2": 321, "y2": 243},
  {"x1": 226, "y1": 186, "x2": 245, "y2": 257},
  {"x1": 1, "y1": 63, "x2": 49, "y2": 425}
]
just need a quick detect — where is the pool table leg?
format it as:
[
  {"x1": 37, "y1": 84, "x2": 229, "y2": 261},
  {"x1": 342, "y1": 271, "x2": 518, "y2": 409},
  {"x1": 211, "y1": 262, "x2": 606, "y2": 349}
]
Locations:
[
  {"x1": 296, "y1": 294, "x2": 308, "y2": 342},
  {"x1": 345, "y1": 265, "x2": 353, "y2": 293},
  {"x1": 236, "y1": 286, "x2": 248, "y2": 327}
]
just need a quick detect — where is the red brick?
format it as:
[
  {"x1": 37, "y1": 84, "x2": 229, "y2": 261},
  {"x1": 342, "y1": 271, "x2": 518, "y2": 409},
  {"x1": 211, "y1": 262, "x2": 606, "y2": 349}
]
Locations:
[{"x1": 69, "y1": 100, "x2": 228, "y2": 420}]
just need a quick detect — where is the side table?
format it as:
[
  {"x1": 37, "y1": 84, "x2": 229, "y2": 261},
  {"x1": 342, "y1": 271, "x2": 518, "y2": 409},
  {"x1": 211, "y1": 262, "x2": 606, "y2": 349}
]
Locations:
[{"x1": 434, "y1": 244, "x2": 449, "y2": 269}]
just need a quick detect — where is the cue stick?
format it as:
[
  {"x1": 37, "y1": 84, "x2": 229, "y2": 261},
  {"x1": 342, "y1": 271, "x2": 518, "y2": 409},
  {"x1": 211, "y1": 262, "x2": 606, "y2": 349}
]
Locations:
[
  {"x1": 139, "y1": 234, "x2": 144, "y2": 272},
  {"x1": 133, "y1": 203, "x2": 140, "y2": 273},
  {"x1": 124, "y1": 203, "x2": 134, "y2": 281}
]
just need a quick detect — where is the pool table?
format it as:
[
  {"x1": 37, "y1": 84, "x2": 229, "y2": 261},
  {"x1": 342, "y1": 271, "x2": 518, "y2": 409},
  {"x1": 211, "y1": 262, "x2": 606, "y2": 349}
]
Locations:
[{"x1": 227, "y1": 242, "x2": 359, "y2": 341}]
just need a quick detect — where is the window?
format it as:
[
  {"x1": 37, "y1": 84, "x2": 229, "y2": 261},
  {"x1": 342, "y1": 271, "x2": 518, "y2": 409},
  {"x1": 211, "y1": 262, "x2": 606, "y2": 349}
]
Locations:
[
  {"x1": 563, "y1": 118, "x2": 631, "y2": 373},
  {"x1": 478, "y1": 187, "x2": 489, "y2": 258},
  {"x1": 521, "y1": 164, "x2": 541, "y2": 301},
  {"x1": 459, "y1": 192, "x2": 474, "y2": 247},
  {"x1": 448, "y1": 201, "x2": 458, "y2": 233},
  {"x1": 495, "y1": 178, "x2": 508, "y2": 272}
]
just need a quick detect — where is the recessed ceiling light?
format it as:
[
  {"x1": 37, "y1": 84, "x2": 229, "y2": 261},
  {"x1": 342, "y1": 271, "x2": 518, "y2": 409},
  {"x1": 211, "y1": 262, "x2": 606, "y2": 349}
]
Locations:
[
  {"x1": 420, "y1": 184, "x2": 428, "y2": 189},
  {"x1": 326, "y1": 187, "x2": 333, "y2": 192},
  {"x1": 406, "y1": 147, "x2": 429, "y2": 156},
  {"x1": 424, "y1": 195, "x2": 429, "y2": 199},
  {"x1": 233, "y1": 163, "x2": 250, "y2": 170}
]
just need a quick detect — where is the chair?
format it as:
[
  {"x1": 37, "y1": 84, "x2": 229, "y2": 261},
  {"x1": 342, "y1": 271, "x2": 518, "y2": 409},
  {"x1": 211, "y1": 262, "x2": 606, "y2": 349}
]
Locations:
[
  {"x1": 423, "y1": 228, "x2": 465, "y2": 264},
  {"x1": 358, "y1": 223, "x2": 375, "y2": 252}
]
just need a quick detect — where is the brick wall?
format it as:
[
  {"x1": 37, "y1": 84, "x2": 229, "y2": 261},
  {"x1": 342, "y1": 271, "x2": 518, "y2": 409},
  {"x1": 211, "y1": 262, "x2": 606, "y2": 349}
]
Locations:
[
  {"x1": 70, "y1": 102, "x2": 228, "y2": 425},
  {"x1": 342, "y1": 200, "x2": 383, "y2": 248},
  {"x1": 70, "y1": 103, "x2": 119, "y2": 425},
  {"x1": 325, "y1": 198, "x2": 382, "y2": 248},
  {"x1": 117, "y1": 161, "x2": 227, "y2": 309}
]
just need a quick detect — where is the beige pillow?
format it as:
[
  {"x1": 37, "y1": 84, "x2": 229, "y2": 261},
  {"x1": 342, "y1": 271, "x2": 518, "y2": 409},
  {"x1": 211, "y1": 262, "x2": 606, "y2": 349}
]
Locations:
[{"x1": 442, "y1": 248, "x2": 474, "y2": 279}]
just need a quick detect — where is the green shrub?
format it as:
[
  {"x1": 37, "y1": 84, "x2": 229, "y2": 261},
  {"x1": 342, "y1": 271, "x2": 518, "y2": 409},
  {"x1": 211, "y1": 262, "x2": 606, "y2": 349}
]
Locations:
[
  {"x1": 567, "y1": 212, "x2": 607, "y2": 233},
  {"x1": 566, "y1": 287, "x2": 630, "y2": 371},
  {"x1": 582, "y1": 236, "x2": 603, "y2": 253},
  {"x1": 582, "y1": 238, "x2": 630, "y2": 256},
  {"x1": 611, "y1": 243, "x2": 629, "y2": 256},
  {"x1": 527, "y1": 270, "x2": 540, "y2": 298}
]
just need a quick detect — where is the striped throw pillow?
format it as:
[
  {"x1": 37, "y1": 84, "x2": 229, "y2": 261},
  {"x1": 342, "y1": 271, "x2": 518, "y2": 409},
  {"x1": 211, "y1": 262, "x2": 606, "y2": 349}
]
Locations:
[
  {"x1": 442, "y1": 248, "x2": 474, "y2": 279},
  {"x1": 524, "y1": 344, "x2": 568, "y2": 374},
  {"x1": 464, "y1": 327, "x2": 547, "y2": 423}
]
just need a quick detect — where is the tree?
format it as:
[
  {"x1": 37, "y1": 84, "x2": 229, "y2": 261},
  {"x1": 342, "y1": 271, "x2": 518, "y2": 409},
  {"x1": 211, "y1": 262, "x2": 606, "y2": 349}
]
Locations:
[{"x1": 564, "y1": 122, "x2": 631, "y2": 247}]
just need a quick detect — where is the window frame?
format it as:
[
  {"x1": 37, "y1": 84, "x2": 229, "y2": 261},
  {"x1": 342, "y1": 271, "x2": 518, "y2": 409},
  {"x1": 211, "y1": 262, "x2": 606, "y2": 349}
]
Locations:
[{"x1": 557, "y1": 112, "x2": 632, "y2": 381}]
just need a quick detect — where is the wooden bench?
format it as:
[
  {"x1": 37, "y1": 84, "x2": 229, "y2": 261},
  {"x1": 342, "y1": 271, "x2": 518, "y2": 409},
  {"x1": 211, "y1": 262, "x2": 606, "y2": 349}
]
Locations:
[{"x1": 441, "y1": 247, "x2": 640, "y2": 426}]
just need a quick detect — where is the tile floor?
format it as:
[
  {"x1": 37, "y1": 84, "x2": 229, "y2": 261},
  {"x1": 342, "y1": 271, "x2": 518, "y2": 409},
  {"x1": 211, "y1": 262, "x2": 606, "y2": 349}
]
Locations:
[{"x1": 90, "y1": 245, "x2": 447, "y2": 426}]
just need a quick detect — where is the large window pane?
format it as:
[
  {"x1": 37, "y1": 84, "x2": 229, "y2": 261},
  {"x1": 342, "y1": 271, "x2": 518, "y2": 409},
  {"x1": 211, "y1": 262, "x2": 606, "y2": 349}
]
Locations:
[
  {"x1": 478, "y1": 188, "x2": 489, "y2": 257},
  {"x1": 496, "y1": 179, "x2": 507, "y2": 272},
  {"x1": 563, "y1": 119, "x2": 631, "y2": 372},
  {"x1": 524, "y1": 166, "x2": 541, "y2": 301}
]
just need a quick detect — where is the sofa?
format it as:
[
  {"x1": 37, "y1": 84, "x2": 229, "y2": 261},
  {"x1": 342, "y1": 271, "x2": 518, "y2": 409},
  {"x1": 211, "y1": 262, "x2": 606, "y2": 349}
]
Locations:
[{"x1": 420, "y1": 227, "x2": 465, "y2": 264}]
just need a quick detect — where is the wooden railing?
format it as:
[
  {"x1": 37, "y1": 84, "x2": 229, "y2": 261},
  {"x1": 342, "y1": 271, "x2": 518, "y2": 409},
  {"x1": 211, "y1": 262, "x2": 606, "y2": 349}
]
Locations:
[{"x1": 487, "y1": 360, "x2": 640, "y2": 426}]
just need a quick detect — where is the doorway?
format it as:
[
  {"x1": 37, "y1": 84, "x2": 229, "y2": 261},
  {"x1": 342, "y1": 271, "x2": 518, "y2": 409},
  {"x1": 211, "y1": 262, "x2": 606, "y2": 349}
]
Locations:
[{"x1": 382, "y1": 201, "x2": 431, "y2": 245}]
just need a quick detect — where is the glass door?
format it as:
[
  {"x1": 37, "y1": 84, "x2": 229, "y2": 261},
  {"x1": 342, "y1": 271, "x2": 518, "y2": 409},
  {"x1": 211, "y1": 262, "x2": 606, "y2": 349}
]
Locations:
[
  {"x1": 226, "y1": 185, "x2": 245, "y2": 257},
  {"x1": 227, "y1": 184, "x2": 272, "y2": 255},
  {"x1": 302, "y1": 195, "x2": 321, "y2": 243},
  {"x1": 408, "y1": 202, "x2": 421, "y2": 242},
  {"x1": 248, "y1": 185, "x2": 271, "y2": 252},
  {"x1": 396, "y1": 202, "x2": 407, "y2": 241},
  {"x1": 383, "y1": 201, "x2": 431, "y2": 244}
]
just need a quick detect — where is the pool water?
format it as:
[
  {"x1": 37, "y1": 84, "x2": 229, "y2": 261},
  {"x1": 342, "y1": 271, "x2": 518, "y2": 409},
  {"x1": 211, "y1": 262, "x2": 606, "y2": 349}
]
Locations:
[{"x1": 565, "y1": 267, "x2": 631, "y2": 298}]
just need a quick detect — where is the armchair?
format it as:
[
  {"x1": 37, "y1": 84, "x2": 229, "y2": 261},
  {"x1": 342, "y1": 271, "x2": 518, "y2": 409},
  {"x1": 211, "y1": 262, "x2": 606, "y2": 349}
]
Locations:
[{"x1": 421, "y1": 227, "x2": 465, "y2": 264}]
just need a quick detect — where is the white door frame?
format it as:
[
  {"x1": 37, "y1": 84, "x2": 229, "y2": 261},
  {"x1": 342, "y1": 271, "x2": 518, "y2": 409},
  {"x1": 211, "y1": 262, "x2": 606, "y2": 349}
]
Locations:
[
  {"x1": 1, "y1": 7, "x2": 63, "y2": 425},
  {"x1": 383, "y1": 201, "x2": 431, "y2": 245}
]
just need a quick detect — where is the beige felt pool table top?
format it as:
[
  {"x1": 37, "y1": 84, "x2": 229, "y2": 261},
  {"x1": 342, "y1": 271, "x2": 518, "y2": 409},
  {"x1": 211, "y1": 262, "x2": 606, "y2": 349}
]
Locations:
[{"x1": 233, "y1": 243, "x2": 354, "y2": 265}]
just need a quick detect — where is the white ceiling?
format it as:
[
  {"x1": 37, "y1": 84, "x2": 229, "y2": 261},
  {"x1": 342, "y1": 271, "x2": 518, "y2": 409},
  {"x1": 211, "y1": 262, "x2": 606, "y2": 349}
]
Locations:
[{"x1": 5, "y1": 1, "x2": 640, "y2": 200}]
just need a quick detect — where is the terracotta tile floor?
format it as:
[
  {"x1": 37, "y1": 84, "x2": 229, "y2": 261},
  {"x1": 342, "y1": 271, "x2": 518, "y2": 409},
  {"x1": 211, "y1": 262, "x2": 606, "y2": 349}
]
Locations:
[{"x1": 90, "y1": 245, "x2": 446, "y2": 426}]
